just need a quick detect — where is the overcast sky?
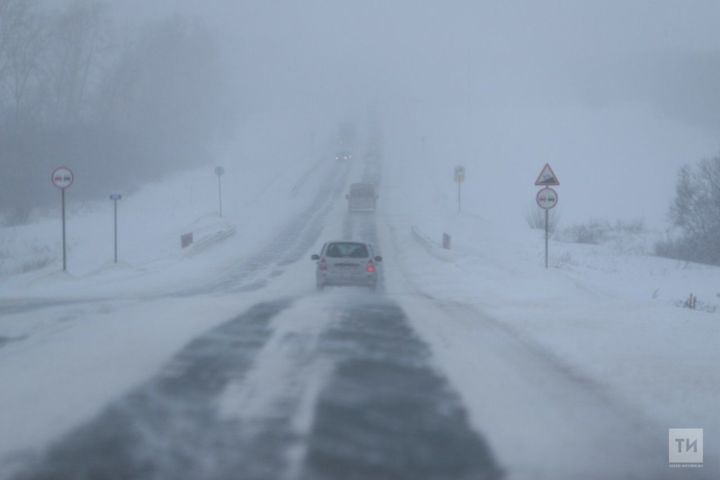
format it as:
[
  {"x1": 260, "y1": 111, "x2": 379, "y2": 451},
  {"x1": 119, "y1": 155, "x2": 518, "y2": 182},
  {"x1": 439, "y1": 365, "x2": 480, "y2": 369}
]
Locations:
[{"x1": 109, "y1": 0, "x2": 720, "y2": 226}]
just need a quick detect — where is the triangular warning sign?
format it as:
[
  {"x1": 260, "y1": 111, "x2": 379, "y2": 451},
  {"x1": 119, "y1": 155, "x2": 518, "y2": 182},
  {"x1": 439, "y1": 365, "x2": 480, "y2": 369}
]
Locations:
[{"x1": 535, "y1": 163, "x2": 560, "y2": 186}]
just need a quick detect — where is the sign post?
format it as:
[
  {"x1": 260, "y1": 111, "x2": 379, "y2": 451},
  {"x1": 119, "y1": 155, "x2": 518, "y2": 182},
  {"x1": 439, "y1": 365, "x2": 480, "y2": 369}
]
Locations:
[
  {"x1": 51, "y1": 167, "x2": 74, "y2": 271},
  {"x1": 109, "y1": 193, "x2": 123, "y2": 264},
  {"x1": 454, "y1": 165, "x2": 465, "y2": 213},
  {"x1": 535, "y1": 164, "x2": 560, "y2": 269},
  {"x1": 214, "y1": 166, "x2": 225, "y2": 217}
]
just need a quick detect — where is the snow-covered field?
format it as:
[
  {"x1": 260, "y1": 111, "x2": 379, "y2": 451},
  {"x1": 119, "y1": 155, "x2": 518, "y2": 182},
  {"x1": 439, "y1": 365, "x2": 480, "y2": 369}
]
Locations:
[
  {"x1": 0, "y1": 149, "x2": 334, "y2": 298},
  {"x1": 380, "y1": 140, "x2": 719, "y2": 477},
  {"x1": 0, "y1": 146, "x2": 356, "y2": 471}
]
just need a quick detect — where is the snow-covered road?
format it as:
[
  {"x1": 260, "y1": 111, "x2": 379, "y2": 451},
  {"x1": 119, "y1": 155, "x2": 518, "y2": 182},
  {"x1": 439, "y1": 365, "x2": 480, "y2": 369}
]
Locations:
[
  {"x1": 11, "y1": 296, "x2": 505, "y2": 480},
  {"x1": 1, "y1": 156, "x2": 717, "y2": 480},
  {"x1": 6, "y1": 212, "x2": 504, "y2": 480}
]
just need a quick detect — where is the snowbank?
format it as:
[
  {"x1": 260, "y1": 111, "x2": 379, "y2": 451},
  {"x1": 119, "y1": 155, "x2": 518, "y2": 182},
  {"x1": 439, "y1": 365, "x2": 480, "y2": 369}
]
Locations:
[{"x1": 380, "y1": 135, "x2": 720, "y2": 476}]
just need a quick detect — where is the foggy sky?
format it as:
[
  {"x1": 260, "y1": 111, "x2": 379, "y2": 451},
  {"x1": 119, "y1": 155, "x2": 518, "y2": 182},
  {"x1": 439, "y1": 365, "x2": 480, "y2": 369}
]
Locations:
[{"x1": 112, "y1": 0, "x2": 720, "y2": 226}]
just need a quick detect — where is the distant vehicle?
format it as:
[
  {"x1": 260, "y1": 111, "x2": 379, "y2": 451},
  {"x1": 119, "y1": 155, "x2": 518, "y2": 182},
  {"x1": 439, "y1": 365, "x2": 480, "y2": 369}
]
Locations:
[
  {"x1": 346, "y1": 183, "x2": 377, "y2": 212},
  {"x1": 312, "y1": 241, "x2": 382, "y2": 291},
  {"x1": 336, "y1": 151, "x2": 352, "y2": 161}
]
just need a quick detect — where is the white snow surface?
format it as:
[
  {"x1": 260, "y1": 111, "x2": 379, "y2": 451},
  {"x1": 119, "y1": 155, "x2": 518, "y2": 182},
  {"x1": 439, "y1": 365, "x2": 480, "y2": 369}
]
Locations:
[
  {"x1": 0, "y1": 150, "x2": 347, "y2": 474},
  {"x1": 380, "y1": 141, "x2": 719, "y2": 478}
]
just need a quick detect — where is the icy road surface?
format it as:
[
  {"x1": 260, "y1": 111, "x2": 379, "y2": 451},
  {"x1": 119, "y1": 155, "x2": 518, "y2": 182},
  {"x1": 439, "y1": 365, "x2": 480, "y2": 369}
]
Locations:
[
  {"x1": 12, "y1": 297, "x2": 502, "y2": 480},
  {"x1": 8, "y1": 211, "x2": 503, "y2": 480},
  {"x1": 1, "y1": 160, "x2": 715, "y2": 480}
]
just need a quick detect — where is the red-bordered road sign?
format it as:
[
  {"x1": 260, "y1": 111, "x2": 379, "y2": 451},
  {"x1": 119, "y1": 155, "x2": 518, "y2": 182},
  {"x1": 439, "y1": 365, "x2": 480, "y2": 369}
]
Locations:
[
  {"x1": 536, "y1": 187, "x2": 559, "y2": 210},
  {"x1": 535, "y1": 163, "x2": 559, "y2": 186},
  {"x1": 51, "y1": 167, "x2": 74, "y2": 189}
]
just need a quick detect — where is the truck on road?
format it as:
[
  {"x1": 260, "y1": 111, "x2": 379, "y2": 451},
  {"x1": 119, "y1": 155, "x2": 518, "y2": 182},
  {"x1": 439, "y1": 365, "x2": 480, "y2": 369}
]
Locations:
[{"x1": 346, "y1": 183, "x2": 378, "y2": 212}]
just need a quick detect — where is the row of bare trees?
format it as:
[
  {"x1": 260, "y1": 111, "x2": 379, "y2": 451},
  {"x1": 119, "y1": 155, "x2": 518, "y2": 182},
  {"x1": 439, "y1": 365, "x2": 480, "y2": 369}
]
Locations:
[
  {"x1": 0, "y1": 0, "x2": 228, "y2": 223},
  {"x1": 0, "y1": 0, "x2": 107, "y2": 124},
  {"x1": 657, "y1": 155, "x2": 720, "y2": 265}
]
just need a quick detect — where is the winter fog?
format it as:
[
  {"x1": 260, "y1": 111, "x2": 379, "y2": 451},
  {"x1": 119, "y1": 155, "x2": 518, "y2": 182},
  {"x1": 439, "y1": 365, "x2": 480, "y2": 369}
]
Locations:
[
  {"x1": 1, "y1": 1, "x2": 719, "y2": 479},
  {"x1": 3, "y1": 0, "x2": 720, "y2": 224},
  {"x1": 134, "y1": 0, "x2": 720, "y2": 226}
]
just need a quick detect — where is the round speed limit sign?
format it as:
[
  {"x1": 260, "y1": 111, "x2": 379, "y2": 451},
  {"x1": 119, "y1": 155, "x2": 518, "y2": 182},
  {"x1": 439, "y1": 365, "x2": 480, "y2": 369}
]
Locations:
[
  {"x1": 51, "y1": 167, "x2": 74, "y2": 189},
  {"x1": 536, "y1": 187, "x2": 558, "y2": 210}
]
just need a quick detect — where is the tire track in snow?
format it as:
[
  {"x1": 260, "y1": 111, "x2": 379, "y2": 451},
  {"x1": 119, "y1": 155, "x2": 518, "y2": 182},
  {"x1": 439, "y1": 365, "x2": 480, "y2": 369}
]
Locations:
[
  {"x1": 297, "y1": 298, "x2": 503, "y2": 480},
  {"x1": 11, "y1": 300, "x2": 292, "y2": 480}
]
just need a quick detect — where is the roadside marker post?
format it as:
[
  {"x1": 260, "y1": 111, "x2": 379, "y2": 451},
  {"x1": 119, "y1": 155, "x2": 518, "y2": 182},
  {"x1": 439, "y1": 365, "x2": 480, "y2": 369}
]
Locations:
[
  {"x1": 109, "y1": 194, "x2": 123, "y2": 263},
  {"x1": 454, "y1": 165, "x2": 465, "y2": 213},
  {"x1": 181, "y1": 232, "x2": 194, "y2": 249},
  {"x1": 535, "y1": 164, "x2": 560, "y2": 269},
  {"x1": 214, "y1": 166, "x2": 225, "y2": 217},
  {"x1": 51, "y1": 167, "x2": 74, "y2": 271}
]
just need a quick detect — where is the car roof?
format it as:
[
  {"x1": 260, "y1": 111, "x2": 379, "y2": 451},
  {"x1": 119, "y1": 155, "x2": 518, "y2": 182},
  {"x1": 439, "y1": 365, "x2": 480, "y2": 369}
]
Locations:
[{"x1": 325, "y1": 240, "x2": 370, "y2": 246}]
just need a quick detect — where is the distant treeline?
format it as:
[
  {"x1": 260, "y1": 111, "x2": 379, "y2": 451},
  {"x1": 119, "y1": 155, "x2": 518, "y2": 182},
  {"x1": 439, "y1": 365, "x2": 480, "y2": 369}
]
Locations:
[
  {"x1": 657, "y1": 154, "x2": 720, "y2": 266},
  {"x1": 0, "y1": 0, "x2": 229, "y2": 223}
]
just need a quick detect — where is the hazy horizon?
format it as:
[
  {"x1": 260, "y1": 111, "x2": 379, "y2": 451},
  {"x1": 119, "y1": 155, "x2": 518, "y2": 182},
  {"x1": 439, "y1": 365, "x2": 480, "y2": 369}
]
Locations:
[{"x1": 32, "y1": 0, "x2": 720, "y2": 227}]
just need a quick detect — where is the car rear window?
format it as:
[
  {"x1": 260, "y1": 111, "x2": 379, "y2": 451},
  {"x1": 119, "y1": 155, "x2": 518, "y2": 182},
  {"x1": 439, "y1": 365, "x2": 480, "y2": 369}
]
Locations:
[
  {"x1": 350, "y1": 185, "x2": 375, "y2": 196},
  {"x1": 325, "y1": 243, "x2": 369, "y2": 258}
]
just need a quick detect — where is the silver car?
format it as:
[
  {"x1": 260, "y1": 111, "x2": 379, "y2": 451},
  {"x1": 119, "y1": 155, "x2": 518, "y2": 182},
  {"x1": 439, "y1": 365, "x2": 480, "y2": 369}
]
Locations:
[{"x1": 311, "y1": 241, "x2": 382, "y2": 291}]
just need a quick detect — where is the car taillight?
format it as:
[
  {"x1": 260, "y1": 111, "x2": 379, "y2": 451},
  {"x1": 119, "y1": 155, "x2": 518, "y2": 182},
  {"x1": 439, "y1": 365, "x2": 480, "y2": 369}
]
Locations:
[
  {"x1": 319, "y1": 259, "x2": 327, "y2": 270},
  {"x1": 366, "y1": 261, "x2": 375, "y2": 273}
]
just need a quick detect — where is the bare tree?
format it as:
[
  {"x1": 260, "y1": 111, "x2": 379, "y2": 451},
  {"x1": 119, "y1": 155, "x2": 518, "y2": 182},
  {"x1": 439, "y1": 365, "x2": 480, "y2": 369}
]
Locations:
[
  {"x1": 0, "y1": 0, "x2": 45, "y2": 121},
  {"x1": 0, "y1": 5, "x2": 230, "y2": 219},
  {"x1": 45, "y1": 0, "x2": 109, "y2": 121},
  {"x1": 658, "y1": 154, "x2": 720, "y2": 264}
]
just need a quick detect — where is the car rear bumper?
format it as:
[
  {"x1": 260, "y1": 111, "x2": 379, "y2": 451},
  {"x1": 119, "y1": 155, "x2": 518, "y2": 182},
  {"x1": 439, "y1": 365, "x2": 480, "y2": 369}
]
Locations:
[{"x1": 317, "y1": 272, "x2": 376, "y2": 287}]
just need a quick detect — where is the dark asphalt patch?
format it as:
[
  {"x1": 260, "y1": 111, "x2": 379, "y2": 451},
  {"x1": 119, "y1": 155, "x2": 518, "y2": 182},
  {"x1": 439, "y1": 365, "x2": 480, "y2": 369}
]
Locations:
[
  {"x1": 8, "y1": 300, "x2": 503, "y2": 480},
  {"x1": 0, "y1": 335, "x2": 27, "y2": 348},
  {"x1": 11, "y1": 300, "x2": 292, "y2": 480},
  {"x1": 299, "y1": 300, "x2": 504, "y2": 480},
  {"x1": 0, "y1": 299, "x2": 98, "y2": 316}
]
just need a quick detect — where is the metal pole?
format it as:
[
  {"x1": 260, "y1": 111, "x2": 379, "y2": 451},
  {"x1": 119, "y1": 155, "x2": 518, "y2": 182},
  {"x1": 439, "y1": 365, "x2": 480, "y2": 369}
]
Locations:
[
  {"x1": 61, "y1": 188, "x2": 67, "y2": 271},
  {"x1": 545, "y1": 208, "x2": 549, "y2": 269},
  {"x1": 113, "y1": 199, "x2": 118, "y2": 264},
  {"x1": 218, "y1": 176, "x2": 223, "y2": 217},
  {"x1": 457, "y1": 182, "x2": 461, "y2": 213}
]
